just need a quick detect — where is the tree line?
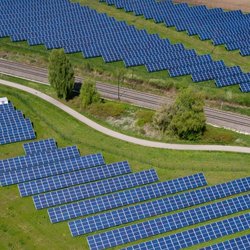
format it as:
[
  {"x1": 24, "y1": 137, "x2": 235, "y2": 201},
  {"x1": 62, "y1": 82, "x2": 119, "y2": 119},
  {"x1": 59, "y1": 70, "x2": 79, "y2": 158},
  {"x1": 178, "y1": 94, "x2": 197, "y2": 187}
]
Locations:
[{"x1": 48, "y1": 49, "x2": 206, "y2": 141}]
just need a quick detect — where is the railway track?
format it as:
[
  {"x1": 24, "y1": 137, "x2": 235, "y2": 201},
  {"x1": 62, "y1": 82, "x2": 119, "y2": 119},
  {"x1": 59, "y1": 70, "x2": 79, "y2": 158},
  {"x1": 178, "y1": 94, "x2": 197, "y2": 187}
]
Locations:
[{"x1": 0, "y1": 58, "x2": 250, "y2": 134}]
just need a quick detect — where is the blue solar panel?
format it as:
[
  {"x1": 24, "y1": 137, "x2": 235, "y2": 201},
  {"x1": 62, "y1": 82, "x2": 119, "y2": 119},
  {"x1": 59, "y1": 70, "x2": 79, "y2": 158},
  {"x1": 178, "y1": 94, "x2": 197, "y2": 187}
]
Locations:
[
  {"x1": 0, "y1": 102, "x2": 14, "y2": 113},
  {"x1": 33, "y1": 169, "x2": 158, "y2": 209},
  {"x1": 200, "y1": 234, "x2": 250, "y2": 250},
  {"x1": 0, "y1": 153, "x2": 104, "y2": 186},
  {"x1": 69, "y1": 176, "x2": 250, "y2": 236},
  {"x1": 87, "y1": 194, "x2": 250, "y2": 249},
  {"x1": 0, "y1": 110, "x2": 24, "y2": 121},
  {"x1": 0, "y1": 119, "x2": 34, "y2": 133},
  {"x1": 18, "y1": 161, "x2": 128, "y2": 197},
  {"x1": 0, "y1": 101, "x2": 36, "y2": 145},
  {"x1": 23, "y1": 138, "x2": 57, "y2": 155},
  {"x1": 0, "y1": 0, "x2": 247, "y2": 93},
  {"x1": 0, "y1": 145, "x2": 80, "y2": 173},
  {"x1": 216, "y1": 73, "x2": 250, "y2": 87},
  {"x1": 48, "y1": 173, "x2": 207, "y2": 223},
  {"x1": 120, "y1": 213, "x2": 250, "y2": 250},
  {"x1": 240, "y1": 82, "x2": 250, "y2": 93}
]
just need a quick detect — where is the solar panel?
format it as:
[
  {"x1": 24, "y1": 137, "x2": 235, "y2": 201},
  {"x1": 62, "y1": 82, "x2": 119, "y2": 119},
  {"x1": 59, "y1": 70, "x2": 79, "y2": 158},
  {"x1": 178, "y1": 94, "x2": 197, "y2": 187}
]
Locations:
[
  {"x1": 18, "y1": 161, "x2": 128, "y2": 197},
  {"x1": 0, "y1": 110, "x2": 24, "y2": 121},
  {"x1": 0, "y1": 102, "x2": 14, "y2": 113},
  {"x1": 120, "y1": 213, "x2": 250, "y2": 250},
  {"x1": 240, "y1": 82, "x2": 250, "y2": 93},
  {"x1": 87, "y1": 194, "x2": 250, "y2": 249},
  {"x1": 0, "y1": 0, "x2": 247, "y2": 93},
  {"x1": 0, "y1": 129, "x2": 36, "y2": 145},
  {"x1": 0, "y1": 153, "x2": 104, "y2": 186},
  {"x1": 0, "y1": 145, "x2": 80, "y2": 173},
  {"x1": 48, "y1": 173, "x2": 207, "y2": 223},
  {"x1": 0, "y1": 118, "x2": 33, "y2": 132},
  {"x1": 33, "y1": 169, "x2": 158, "y2": 209},
  {"x1": 200, "y1": 234, "x2": 250, "y2": 250},
  {"x1": 23, "y1": 138, "x2": 57, "y2": 155},
  {"x1": 69, "y1": 176, "x2": 250, "y2": 236}
]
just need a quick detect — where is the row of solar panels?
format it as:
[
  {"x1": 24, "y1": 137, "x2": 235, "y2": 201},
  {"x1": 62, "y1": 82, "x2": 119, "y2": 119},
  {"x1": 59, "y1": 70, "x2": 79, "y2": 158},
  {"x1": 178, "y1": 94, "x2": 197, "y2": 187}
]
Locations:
[
  {"x1": 100, "y1": 0, "x2": 250, "y2": 92},
  {"x1": 1, "y1": 137, "x2": 249, "y2": 249},
  {"x1": 0, "y1": 0, "x2": 249, "y2": 92},
  {"x1": 103, "y1": 0, "x2": 250, "y2": 57},
  {"x1": 0, "y1": 100, "x2": 36, "y2": 145}
]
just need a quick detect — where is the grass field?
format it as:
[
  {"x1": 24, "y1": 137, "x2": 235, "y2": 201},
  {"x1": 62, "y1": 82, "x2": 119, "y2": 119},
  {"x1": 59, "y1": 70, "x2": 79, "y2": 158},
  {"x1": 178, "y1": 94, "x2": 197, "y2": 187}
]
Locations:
[{"x1": 0, "y1": 83, "x2": 249, "y2": 250}]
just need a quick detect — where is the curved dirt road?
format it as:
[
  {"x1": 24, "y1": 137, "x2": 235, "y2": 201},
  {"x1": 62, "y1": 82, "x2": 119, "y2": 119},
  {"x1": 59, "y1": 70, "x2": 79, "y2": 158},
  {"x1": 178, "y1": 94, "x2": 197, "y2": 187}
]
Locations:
[{"x1": 1, "y1": 79, "x2": 250, "y2": 153}]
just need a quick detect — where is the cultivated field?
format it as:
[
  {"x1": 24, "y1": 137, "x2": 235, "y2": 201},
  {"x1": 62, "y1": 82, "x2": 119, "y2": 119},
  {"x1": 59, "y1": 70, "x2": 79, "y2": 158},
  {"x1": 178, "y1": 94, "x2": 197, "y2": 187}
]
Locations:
[{"x1": 174, "y1": 0, "x2": 250, "y2": 12}]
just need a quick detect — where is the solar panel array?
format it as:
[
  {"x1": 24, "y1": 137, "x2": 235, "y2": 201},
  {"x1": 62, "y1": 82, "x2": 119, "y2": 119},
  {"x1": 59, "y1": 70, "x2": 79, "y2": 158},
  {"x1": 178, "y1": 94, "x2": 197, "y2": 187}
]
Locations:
[
  {"x1": 100, "y1": 0, "x2": 250, "y2": 92},
  {"x1": 121, "y1": 213, "x2": 250, "y2": 250},
  {"x1": 23, "y1": 138, "x2": 57, "y2": 155},
  {"x1": 69, "y1": 176, "x2": 250, "y2": 236},
  {"x1": 0, "y1": 145, "x2": 79, "y2": 172},
  {"x1": 18, "y1": 161, "x2": 130, "y2": 197},
  {"x1": 0, "y1": 100, "x2": 35, "y2": 145},
  {"x1": 87, "y1": 194, "x2": 250, "y2": 249},
  {"x1": 1, "y1": 138, "x2": 249, "y2": 249},
  {"x1": 48, "y1": 173, "x2": 207, "y2": 223},
  {"x1": 0, "y1": 152, "x2": 104, "y2": 186},
  {"x1": 0, "y1": 1, "x2": 249, "y2": 92},
  {"x1": 103, "y1": 0, "x2": 250, "y2": 58},
  {"x1": 33, "y1": 169, "x2": 159, "y2": 209},
  {"x1": 200, "y1": 234, "x2": 250, "y2": 250}
]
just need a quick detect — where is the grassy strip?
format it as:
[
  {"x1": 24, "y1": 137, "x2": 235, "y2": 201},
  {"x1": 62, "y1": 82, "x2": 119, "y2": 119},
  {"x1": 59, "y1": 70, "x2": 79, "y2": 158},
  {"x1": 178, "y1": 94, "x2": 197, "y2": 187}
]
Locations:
[
  {"x1": 1, "y1": 73, "x2": 250, "y2": 147},
  {"x1": 0, "y1": 84, "x2": 249, "y2": 250}
]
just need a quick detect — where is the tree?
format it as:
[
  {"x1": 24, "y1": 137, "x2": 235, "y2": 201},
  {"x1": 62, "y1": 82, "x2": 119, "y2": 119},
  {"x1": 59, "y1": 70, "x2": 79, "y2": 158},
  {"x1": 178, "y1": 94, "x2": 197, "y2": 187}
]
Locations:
[
  {"x1": 169, "y1": 88, "x2": 206, "y2": 140},
  {"x1": 153, "y1": 88, "x2": 206, "y2": 140},
  {"x1": 115, "y1": 69, "x2": 126, "y2": 100},
  {"x1": 79, "y1": 79, "x2": 100, "y2": 109},
  {"x1": 48, "y1": 49, "x2": 74, "y2": 99}
]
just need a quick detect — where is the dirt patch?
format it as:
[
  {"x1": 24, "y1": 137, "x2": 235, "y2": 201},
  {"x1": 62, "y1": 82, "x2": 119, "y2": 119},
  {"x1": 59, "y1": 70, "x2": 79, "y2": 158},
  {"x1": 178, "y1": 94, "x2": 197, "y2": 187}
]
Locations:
[{"x1": 174, "y1": 0, "x2": 250, "y2": 12}]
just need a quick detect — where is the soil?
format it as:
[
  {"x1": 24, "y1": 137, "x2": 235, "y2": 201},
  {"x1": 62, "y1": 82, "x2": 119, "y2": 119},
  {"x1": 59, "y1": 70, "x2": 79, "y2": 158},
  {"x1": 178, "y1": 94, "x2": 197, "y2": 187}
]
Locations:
[{"x1": 173, "y1": 0, "x2": 250, "y2": 12}]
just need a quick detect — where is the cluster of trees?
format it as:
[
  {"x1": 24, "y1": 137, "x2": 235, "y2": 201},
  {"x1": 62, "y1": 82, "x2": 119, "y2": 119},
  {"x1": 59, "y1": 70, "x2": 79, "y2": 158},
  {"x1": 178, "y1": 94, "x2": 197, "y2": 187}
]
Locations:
[
  {"x1": 48, "y1": 49, "x2": 206, "y2": 141},
  {"x1": 153, "y1": 88, "x2": 206, "y2": 140}
]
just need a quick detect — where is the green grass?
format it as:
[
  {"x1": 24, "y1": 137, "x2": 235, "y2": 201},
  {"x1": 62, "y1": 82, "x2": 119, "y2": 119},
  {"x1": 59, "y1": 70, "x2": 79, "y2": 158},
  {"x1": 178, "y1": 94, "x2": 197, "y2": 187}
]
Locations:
[
  {"x1": 2, "y1": 73, "x2": 250, "y2": 147},
  {"x1": 0, "y1": 0, "x2": 250, "y2": 108},
  {"x1": 0, "y1": 81, "x2": 250, "y2": 250}
]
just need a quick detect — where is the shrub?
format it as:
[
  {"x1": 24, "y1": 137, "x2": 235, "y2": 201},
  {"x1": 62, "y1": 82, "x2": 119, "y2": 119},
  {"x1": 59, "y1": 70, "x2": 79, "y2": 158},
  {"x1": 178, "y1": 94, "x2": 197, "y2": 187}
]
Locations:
[
  {"x1": 79, "y1": 79, "x2": 100, "y2": 109},
  {"x1": 136, "y1": 110, "x2": 154, "y2": 127}
]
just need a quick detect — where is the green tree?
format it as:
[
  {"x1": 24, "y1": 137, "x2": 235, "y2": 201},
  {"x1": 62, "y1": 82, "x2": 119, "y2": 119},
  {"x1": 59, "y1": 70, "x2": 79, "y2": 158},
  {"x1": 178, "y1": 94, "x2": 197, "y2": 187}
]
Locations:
[
  {"x1": 153, "y1": 88, "x2": 206, "y2": 140},
  {"x1": 170, "y1": 88, "x2": 206, "y2": 140},
  {"x1": 48, "y1": 49, "x2": 74, "y2": 99},
  {"x1": 79, "y1": 79, "x2": 100, "y2": 109},
  {"x1": 114, "y1": 69, "x2": 126, "y2": 100}
]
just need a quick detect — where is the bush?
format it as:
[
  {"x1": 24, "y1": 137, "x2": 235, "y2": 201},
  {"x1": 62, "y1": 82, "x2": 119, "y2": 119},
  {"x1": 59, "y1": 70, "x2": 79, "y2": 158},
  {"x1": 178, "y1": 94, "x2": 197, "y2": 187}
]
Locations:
[
  {"x1": 79, "y1": 79, "x2": 100, "y2": 109},
  {"x1": 88, "y1": 102, "x2": 126, "y2": 118},
  {"x1": 170, "y1": 88, "x2": 206, "y2": 140},
  {"x1": 153, "y1": 104, "x2": 175, "y2": 132},
  {"x1": 136, "y1": 110, "x2": 154, "y2": 127},
  {"x1": 153, "y1": 88, "x2": 206, "y2": 140}
]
